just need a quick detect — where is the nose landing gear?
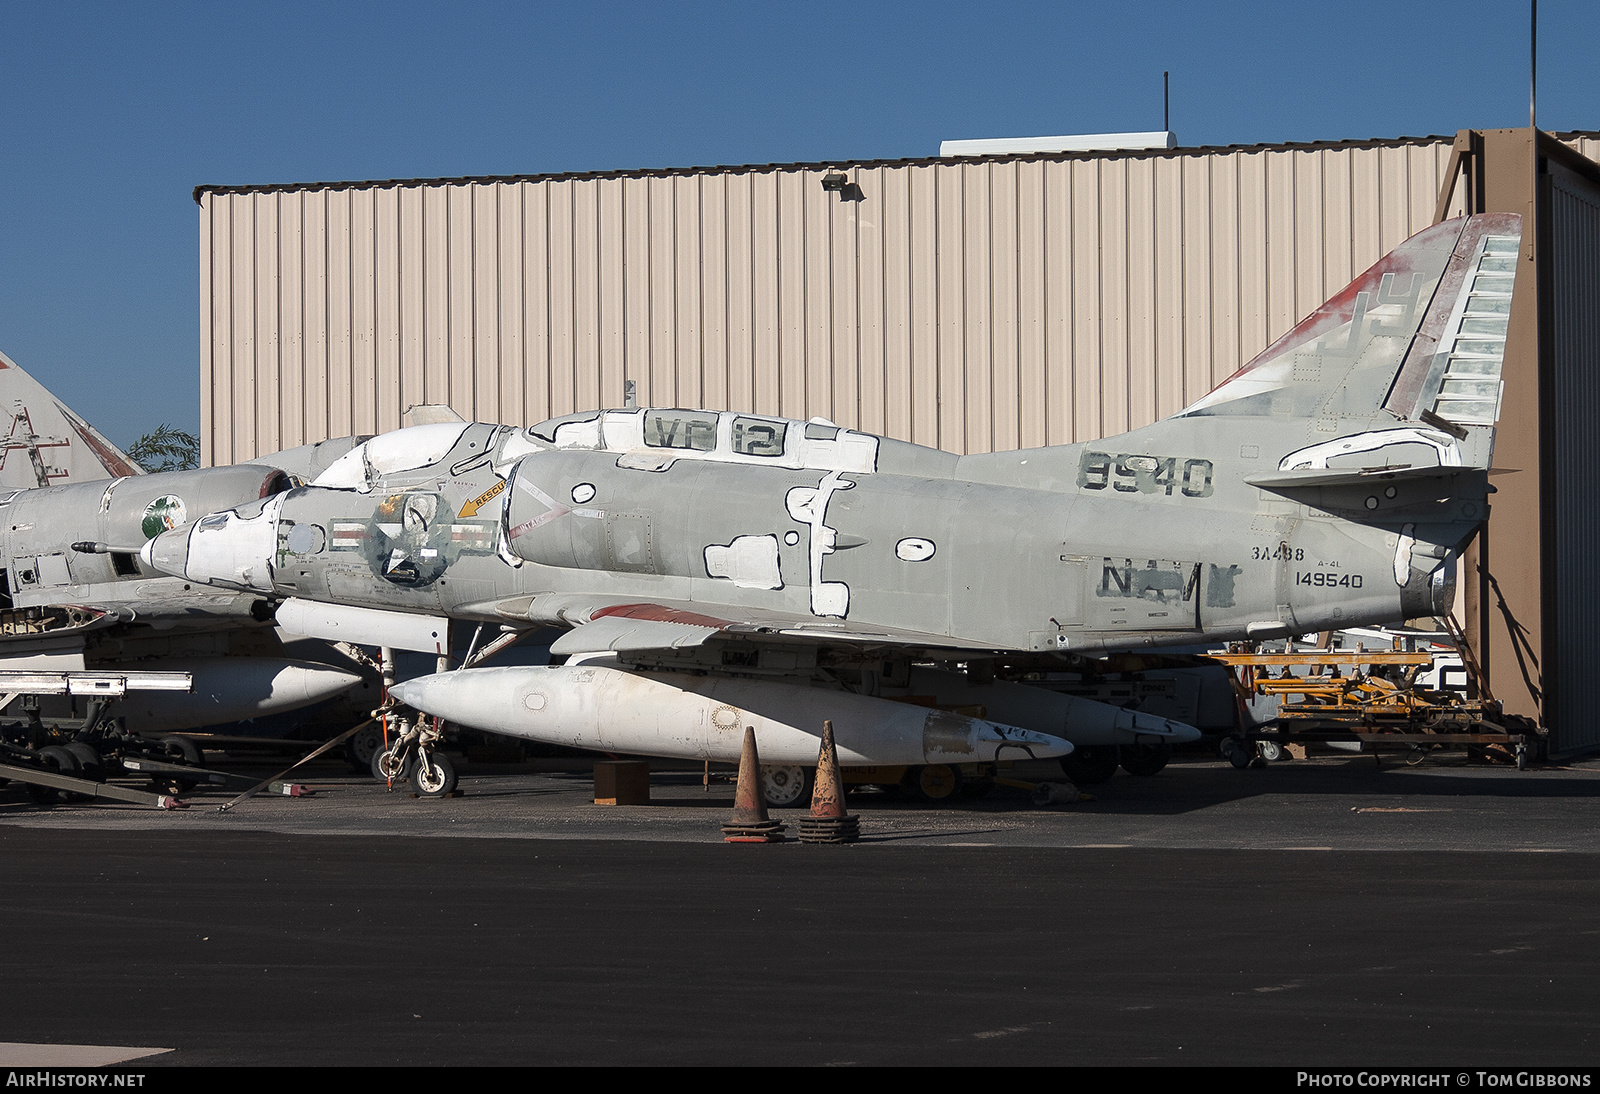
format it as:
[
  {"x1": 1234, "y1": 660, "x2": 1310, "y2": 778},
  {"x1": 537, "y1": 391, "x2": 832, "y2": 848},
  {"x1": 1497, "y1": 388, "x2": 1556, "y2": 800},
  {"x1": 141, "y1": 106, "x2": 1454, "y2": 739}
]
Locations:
[{"x1": 373, "y1": 714, "x2": 458, "y2": 798}]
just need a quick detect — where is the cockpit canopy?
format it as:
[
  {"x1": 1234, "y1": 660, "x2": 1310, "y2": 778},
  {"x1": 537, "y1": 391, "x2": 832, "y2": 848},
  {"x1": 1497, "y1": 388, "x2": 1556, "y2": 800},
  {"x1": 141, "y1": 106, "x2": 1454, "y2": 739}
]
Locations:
[
  {"x1": 525, "y1": 408, "x2": 879, "y2": 474},
  {"x1": 312, "y1": 423, "x2": 474, "y2": 489}
]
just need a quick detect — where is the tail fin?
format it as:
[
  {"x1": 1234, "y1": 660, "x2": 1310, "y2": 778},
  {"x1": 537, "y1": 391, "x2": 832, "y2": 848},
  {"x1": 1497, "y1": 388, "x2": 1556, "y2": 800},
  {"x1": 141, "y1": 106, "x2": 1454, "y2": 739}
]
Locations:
[
  {"x1": 0, "y1": 348, "x2": 142, "y2": 489},
  {"x1": 1179, "y1": 212, "x2": 1521, "y2": 472}
]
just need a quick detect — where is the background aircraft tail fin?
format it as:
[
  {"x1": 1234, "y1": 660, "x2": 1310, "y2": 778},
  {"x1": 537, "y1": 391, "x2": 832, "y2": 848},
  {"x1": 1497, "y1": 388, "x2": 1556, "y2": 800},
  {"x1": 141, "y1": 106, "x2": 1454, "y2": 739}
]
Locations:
[{"x1": 0, "y1": 348, "x2": 142, "y2": 489}]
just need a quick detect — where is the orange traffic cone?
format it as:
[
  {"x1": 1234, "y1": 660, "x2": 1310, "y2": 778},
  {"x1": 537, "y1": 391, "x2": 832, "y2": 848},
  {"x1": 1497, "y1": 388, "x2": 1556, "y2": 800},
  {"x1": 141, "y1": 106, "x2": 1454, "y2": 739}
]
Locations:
[
  {"x1": 722, "y1": 726, "x2": 786, "y2": 843},
  {"x1": 798, "y1": 720, "x2": 860, "y2": 843}
]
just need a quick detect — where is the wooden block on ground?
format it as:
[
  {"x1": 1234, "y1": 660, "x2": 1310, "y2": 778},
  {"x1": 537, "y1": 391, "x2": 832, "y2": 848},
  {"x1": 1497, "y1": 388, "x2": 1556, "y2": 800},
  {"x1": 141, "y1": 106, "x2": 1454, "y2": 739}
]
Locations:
[{"x1": 593, "y1": 760, "x2": 650, "y2": 805}]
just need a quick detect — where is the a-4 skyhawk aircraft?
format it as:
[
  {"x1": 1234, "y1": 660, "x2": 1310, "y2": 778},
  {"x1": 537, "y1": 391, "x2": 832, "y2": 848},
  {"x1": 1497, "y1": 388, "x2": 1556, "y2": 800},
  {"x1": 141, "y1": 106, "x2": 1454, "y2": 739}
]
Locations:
[
  {"x1": 0, "y1": 351, "x2": 372, "y2": 774},
  {"x1": 141, "y1": 213, "x2": 1520, "y2": 795}
]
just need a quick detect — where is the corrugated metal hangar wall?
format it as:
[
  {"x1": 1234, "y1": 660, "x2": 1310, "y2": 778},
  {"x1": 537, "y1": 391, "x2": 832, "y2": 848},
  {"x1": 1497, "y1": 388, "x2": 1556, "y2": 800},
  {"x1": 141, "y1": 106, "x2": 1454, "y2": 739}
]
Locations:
[{"x1": 198, "y1": 133, "x2": 1600, "y2": 467}]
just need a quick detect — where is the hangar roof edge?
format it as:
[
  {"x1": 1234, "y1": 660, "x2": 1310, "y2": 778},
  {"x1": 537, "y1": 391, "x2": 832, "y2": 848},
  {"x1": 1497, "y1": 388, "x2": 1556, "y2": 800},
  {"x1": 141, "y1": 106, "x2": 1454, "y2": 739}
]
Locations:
[{"x1": 192, "y1": 129, "x2": 1600, "y2": 205}]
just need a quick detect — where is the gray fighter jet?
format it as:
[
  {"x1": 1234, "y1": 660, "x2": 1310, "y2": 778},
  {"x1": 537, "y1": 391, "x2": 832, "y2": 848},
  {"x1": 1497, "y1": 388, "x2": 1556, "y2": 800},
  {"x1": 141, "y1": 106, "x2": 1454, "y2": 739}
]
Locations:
[
  {"x1": 0, "y1": 354, "x2": 370, "y2": 767},
  {"x1": 142, "y1": 213, "x2": 1518, "y2": 792}
]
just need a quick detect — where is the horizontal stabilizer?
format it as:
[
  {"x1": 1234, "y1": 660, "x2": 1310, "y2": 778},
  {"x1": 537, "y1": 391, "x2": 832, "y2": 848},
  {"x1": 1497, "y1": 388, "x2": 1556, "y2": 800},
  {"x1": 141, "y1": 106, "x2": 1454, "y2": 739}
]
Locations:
[{"x1": 1245, "y1": 465, "x2": 1484, "y2": 490}]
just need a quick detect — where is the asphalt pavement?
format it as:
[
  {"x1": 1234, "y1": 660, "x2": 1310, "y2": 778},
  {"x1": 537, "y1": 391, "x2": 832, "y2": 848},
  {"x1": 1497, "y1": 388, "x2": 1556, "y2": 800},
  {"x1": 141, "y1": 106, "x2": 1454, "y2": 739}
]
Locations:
[{"x1": 3, "y1": 751, "x2": 1598, "y2": 1067}]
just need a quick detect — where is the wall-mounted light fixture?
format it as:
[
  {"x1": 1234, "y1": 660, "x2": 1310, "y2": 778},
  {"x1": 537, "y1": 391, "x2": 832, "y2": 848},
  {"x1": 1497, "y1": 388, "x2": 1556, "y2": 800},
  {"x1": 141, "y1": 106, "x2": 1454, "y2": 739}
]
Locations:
[{"x1": 820, "y1": 171, "x2": 864, "y2": 202}]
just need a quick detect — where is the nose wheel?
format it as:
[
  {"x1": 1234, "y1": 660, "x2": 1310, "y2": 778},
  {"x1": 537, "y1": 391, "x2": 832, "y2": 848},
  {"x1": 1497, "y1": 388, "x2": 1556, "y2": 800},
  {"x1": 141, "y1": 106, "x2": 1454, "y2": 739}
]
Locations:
[{"x1": 411, "y1": 751, "x2": 458, "y2": 797}]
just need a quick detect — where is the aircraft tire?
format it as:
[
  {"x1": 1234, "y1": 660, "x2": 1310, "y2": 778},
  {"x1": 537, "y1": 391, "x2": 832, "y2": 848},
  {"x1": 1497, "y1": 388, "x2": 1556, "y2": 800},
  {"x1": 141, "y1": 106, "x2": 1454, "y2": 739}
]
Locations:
[
  {"x1": 162, "y1": 735, "x2": 203, "y2": 768},
  {"x1": 904, "y1": 764, "x2": 963, "y2": 803},
  {"x1": 761, "y1": 764, "x2": 811, "y2": 809},
  {"x1": 1060, "y1": 747, "x2": 1119, "y2": 786},
  {"x1": 64, "y1": 742, "x2": 105, "y2": 782},
  {"x1": 346, "y1": 724, "x2": 386, "y2": 774},
  {"x1": 373, "y1": 745, "x2": 414, "y2": 782},
  {"x1": 28, "y1": 746, "x2": 79, "y2": 805},
  {"x1": 1119, "y1": 742, "x2": 1171, "y2": 777},
  {"x1": 411, "y1": 752, "x2": 457, "y2": 797},
  {"x1": 154, "y1": 736, "x2": 202, "y2": 792}
]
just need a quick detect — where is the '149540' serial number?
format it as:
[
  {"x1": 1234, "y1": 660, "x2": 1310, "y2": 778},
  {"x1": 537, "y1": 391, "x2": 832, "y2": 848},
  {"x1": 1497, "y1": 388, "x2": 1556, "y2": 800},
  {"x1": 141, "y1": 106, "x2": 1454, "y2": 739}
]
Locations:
[{"x1": 1297, "y1": 571, "x2": 1363, "y2": 588}]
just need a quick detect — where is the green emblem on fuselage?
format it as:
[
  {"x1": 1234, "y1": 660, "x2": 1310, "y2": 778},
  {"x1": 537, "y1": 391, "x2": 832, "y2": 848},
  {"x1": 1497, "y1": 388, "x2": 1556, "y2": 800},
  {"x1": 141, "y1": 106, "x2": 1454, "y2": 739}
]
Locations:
[{"x1": 141, "y1": 494, "x2": 188, "y2": 539}]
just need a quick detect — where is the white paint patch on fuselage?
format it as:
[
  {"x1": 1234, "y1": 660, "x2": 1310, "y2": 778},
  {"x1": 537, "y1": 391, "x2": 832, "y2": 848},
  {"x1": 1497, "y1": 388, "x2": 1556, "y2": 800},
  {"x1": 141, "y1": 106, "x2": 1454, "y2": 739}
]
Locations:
[
  {"x1": 1394, "y1": 522, "x2": 1416, "y2": 586},
  {"x1": 895, "y1": 537, "x2": 936, "y2": 562},
  {"x1": 704, "y1": 534, "x2": 783, "y2": 590},
  {"x1": 185, "y1": 494, "x2": 284, "y2": 592},
  {"x1": 1278, "y1": 428, "x2": 1461, "y2": 472},
  {"x1": 785, "y1": 471, "x2": 855, "y2": 617}
]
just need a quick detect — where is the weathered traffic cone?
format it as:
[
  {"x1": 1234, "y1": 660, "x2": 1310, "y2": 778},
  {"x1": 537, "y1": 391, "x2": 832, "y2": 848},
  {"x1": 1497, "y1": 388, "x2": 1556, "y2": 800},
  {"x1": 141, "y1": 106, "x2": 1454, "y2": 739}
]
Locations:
[
  {"x1": 798, "y1": 720, "x2": 860, "y2": 844},
  {"x1": 722, "y1": 726, "x2": 786, "y2": 843}
]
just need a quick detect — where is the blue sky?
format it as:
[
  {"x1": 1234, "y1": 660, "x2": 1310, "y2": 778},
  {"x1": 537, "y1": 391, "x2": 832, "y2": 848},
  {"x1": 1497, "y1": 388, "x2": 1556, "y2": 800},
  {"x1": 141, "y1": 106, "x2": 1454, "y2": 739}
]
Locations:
[{"x1": 0, "y1": 0, "x2": 1592, "y2": 449}]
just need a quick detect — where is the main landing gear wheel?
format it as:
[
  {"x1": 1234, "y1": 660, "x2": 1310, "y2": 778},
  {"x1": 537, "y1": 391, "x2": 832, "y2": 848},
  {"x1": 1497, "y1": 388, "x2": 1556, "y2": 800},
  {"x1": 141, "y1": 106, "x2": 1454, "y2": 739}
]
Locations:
[
  {"x1": 1119, "y1": 742, "x2": 1171, "y2": 777},
  {"x1": 904, "y1": 764, "x2": 963, "y2": 803},
  {"x1": 1060, "y1": 746, "x2": 1119, "y2": 786},
  {"x1": 410, "y1": 751, "x2": 458, "y2": 797},
  {"x1": 761, "y1": 764, "x2": 811, "y2": 809},
  {"x1": 346, "y1": 723, "x2": 386, "y2": 774}
]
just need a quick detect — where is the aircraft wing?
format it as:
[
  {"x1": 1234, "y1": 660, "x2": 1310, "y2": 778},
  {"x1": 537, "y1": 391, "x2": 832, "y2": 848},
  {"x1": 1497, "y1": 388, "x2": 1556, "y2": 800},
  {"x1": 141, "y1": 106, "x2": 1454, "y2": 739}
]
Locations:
[
  {"x1": 489, "y1": 596, "x2": 999, "y2": 657},
  {"x1": 0, "y1": 588, "x2": 272, "y2": 647}
]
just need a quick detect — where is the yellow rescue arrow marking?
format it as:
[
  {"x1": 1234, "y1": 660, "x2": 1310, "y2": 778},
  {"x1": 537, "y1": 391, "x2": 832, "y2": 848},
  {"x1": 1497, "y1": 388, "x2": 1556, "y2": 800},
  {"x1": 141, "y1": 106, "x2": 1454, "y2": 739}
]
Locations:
[{"x1": 458, "y1": 479, "x2": 506, "y2": 518}]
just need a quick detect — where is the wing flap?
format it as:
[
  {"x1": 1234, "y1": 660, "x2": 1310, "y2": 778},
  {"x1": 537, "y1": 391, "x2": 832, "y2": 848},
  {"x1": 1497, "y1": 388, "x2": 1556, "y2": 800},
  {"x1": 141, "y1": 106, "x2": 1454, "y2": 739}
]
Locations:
[
  {"x1": 549, "y1": 616, "x2": 720, "y2": 655},
  {"x1": 532, "y1": 598, "x2": 997, "y2": 656}
]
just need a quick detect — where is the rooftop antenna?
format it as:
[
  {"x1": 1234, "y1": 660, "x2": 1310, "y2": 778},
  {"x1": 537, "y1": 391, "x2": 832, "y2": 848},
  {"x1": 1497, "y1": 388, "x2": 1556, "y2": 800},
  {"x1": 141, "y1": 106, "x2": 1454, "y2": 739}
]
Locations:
[{"x1": 1163, "y1": 71, "x2": 1170, "y2": 133}]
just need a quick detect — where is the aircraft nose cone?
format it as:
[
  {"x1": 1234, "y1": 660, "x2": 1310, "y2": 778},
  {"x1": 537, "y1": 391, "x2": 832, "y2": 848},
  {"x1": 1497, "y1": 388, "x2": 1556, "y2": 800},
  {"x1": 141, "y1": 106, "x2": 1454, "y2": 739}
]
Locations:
[
  {"x1": 389, "y1": 674, "x2": 464, "y2": 720},
  {"x1": 388, "y1": 678, "x2": 426, "y2": 709},
  {"x1": 141, "y1": 527, "x2": 190, "y2": 579},
  {"x1": 389, "y1": 673, "x2": 501, "y2": 733}
]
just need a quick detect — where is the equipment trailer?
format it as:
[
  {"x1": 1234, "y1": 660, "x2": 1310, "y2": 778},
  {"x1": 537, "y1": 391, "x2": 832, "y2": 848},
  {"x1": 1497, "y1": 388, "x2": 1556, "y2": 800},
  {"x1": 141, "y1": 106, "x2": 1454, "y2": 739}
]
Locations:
[
  {"x1": 1208, "y1": 643, "x2": 1545, "y2": 769},
  {"x1": 0, "y1": 670, "x2": 310, "y2": 807}
]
